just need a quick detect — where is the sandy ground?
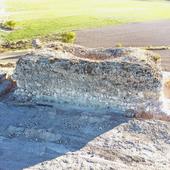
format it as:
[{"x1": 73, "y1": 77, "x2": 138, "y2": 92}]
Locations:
[
  {"x1": 0, "y1": 101, "x2": 170, "y2": 170},
  {"x1": 76, "y1": 20, "x2": 170, "y2": 71}
]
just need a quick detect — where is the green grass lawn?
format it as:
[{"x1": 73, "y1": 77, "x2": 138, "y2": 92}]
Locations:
[{"x1": 1, "y1": 0, "x2": 170, "y2": 41}]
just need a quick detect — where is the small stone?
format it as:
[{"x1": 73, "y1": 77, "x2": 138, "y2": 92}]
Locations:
[
  {"x1": 0, "y1": 71, "x2": 6, "y2": 82},
  {"x1": 32, "y1": 39, "x2": 42, "y2": 49},
  {"x1": 124, "y1": 109, "x2": 136, "y2": 118},
  {"x1": 0, "y1": 79, "x2": 14, "y2": 97},
  {"x1": 7, "y1": 125, "x2": 24, "y2": 137}
]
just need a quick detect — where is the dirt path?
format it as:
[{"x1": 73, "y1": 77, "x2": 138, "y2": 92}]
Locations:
[
  {"x1": 76, "y1": 20, "x2": 170, "y2": 71},
  {"x1": 76, "y1": 20, "x2": 170, "y2": 47}
]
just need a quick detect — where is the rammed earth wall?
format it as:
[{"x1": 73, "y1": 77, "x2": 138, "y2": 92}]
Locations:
[{"x1": 13, "y1": 46, "x2": 162, "y2": 113}]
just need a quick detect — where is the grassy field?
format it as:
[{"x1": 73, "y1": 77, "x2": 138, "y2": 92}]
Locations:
[{"x1": 1, "y1": 0, "x2": 170, "y2": 41}]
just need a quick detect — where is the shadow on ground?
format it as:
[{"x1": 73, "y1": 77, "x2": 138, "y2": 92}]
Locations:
[{"x1": 0, "y1": 102, "x2": 128, "y2": 170}]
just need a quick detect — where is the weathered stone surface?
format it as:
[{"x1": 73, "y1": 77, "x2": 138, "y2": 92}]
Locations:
[{"x1": 13, "y1": 46, "x2": 162, "y2": 113}]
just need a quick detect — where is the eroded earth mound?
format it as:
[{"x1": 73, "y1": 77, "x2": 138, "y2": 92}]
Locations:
[{"x1": 13, "y1": 46, "x2": 162, "y2": 114}]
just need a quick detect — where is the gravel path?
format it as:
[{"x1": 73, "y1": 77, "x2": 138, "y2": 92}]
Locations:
[{"x1": 76, "y1": 20, "x2": 170, "y2": 71}]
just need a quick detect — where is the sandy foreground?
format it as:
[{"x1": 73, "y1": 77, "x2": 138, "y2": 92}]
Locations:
[{"x1": 0, "y1": 99, "x2": 169, "y2": 170}]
